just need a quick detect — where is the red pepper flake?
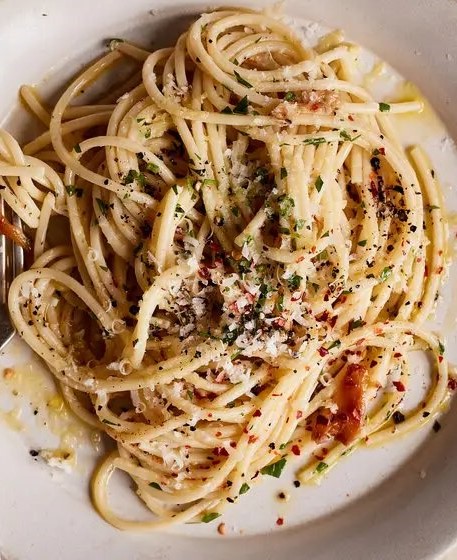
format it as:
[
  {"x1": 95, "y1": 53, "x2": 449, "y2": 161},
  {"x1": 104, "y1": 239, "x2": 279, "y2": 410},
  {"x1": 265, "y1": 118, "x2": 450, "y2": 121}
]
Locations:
[
  {"x1": 230, "y1": 441, "x2": 237, "y2": 448},
  {"x1": 296, "y1": 410, "x2": 303, "y2": 419},
  {"x1": 291, "y1": 445, "x2": 300, "y2": 456},
  {"x1": 448, "y1": 378, "x2": 457, "y2": 391},
  {"x1": 209, "y1": 240, "x2": 221, "y2": 251},
  {"x1": 436, "y1": 266, "x2": 444, "y2": 274},
  {"x1": 213, "y1": 447, "x2": 229, "y2": 456},
  {"x1": 248, "y1": 435, "x2": 258, "y2": 444},
  {"x1": 438, "y1": 356, "x2": 444, "y2": 363},
  {"x1": 394, "y1": 353, "x2": 402, "y2": 358},
  {"x1": 215, "y1": 431, "x2": 222, "y2": 437},
  {"x1": 276, "y1": 517, "x2": 284, "y2": 526},
  {"x1": 348, "y1": 115, "x2": 354, "y2": 121},
  {"x1": 318, "y1": 346, "x2": 329, "y2": 357},
  {"x1": 253, "y1": 409, "x2": 262, "y2": 417},
  {"x1": 198, "y1": 266, "x2": 210, "y2": 280},
  {"x1": 393, "y1": 381, "x2": 406, "y2": 392}
]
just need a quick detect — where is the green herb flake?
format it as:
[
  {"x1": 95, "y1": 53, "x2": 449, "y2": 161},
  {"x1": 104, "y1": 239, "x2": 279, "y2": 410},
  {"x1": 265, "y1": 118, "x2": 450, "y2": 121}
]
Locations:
[
  {"x1": 278, "y1": 194, "x2": 295, "y2": 217},
  {"x1": 233, "y1": 96, "x2": 249, "y2": 115},
  {"x1": 303, "y1": 137, "x2": 327, "y2": 146},
  {"x1": 65, "y1": 185, "x2": 83, "y2": 197},
  {"x1": 280, "y1": 167, "x2": 288, "y2": 179},
  {"x1": 284, "y1": 92, "x2": 296, "y2": 102},
  {"x1": 202, "y1": 178, "x2": 218, "y2": 187},
  {"x1": 96, "y1": 198, "x2": 109, "y2": 216},
  {"x1": 239, "y1": 483, "x2": 250, "y2": 495},
  {"x1": 357, "y1": 239, "x2": 367, "y2": 247},
  {"x1": 221, "y1": 106, "x2": 233, "y2": 114},
  {"x1": 315, "y1": 461, "x2": 328, "y2": 474},
  {"x1": 146, "y1": 162, "x2": 160, "y2": 174},
  {"x1": 348, "y1": 319, "x2": 365, "y2": 332},
  {"x1": 380, "y1": 266, "x2": 392, "y2": 283},
  {"x1": 149, "y1": 482, "x2": 162, "y2": 490},
  {"x1": 379, "y1": 102, "x2": 391, "y2": 112},
  {"x1": 438, "y1": 341, "x2": 445, "y2": 355},
  {"x1": 201, "y1": 512, "x2": 221, "y2": 523},
  {"x1": 102, "y1": 419, "x2": 120, "y2": 426},
  {"x1": 234, "y1": 70, "x2": 253, "y2": 88},
  {"x1": 287, "y1": 273, "x2": 302, "y2": 291},
  {"x1": 327, "y1": 340, "x2": 341, "y2": 351},
  {"x1": 276, "y1": 294, "x2": 284, "y2": 312},
  {"x1": 316, "y1": 249, "x2": 329, "y2": 261},
  {"x1": 315, "y1": 175, "x2": 324, "y2": 192},
  {"x1": 340, "y1": 130, "x2": 361, "y2": 142},
  {"x1": 260, "y1": 457, "x2": 287, "y2": 478},
  {"x1": 73, "y1": 143, "x2": 82, "y2": 154}
]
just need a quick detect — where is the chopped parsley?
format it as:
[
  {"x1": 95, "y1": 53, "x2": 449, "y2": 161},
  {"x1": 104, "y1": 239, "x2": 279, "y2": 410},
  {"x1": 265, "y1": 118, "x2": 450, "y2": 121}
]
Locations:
[
  {"x1": 380, "y1": 266, "x2": 392, "y2": 282},
  {"x1": 287, "y1": 273, "x2": 302, "y2": 291},
  {"x1": 303, "y1": 137, "x2": 327, "y2": 146},
  {"x1": 102, "y1": 419, "x2": 120, "y2": 426},
  {"x1": 340, "y1": 130, "x2": 361, "y2": 142},
  {"x1": 379, "y1": 102, "x2": 391, "y2": 112},
  {"x1": 280, "y1": 167, "x2": 288, "y2": 179},
  {"x1": 239, "y1": 483, "x2": 250, "y2": 495},
  {"x1": 315, "y1": 461, "x2": 328, "y2": 474},
  {"x1": 123, "y1": 169, "x2": 146, "y2": 187},
  {"x1": 96, "y1": 198, "x2": 109, "y2": 216},
  {"x1": 65, "y1": 185, "x2": 83, "y2": 197},
  {"x1": 278, "y1": 194, "x2": 295, "y2": 217},
  {"x1": 201, "y1": 512, "x2": 221, "y2": 523},
  {"x1": 234, "y1": 70, "x2": 253, "y2": 88},
  {"x1": 146, "y1": 162, "x2": 160, "y2": 173},
  {"x1": 149, "y1": 482, "x2": 162, "y2": 490},
  {"x1": 315, "y1": 175, "x2": 324, "y2": 192},
  {"x1": 260, "y1": 457, "x2": 287, "y2": 478},
  {"x1": 357, "y1": 239, "x2": 367, "y2": 247},
  {"x1": 233, "y1": 95, "x2": 249, "y2": 115},
  {"x1": 284, "y1": 91, "x2": 296, "y2": 102}
]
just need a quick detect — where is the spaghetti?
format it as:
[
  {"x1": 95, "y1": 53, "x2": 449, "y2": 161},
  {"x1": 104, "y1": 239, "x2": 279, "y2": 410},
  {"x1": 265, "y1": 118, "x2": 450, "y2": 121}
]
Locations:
[{"x1": 0, "y1": 7, "x2": 451, "y2": 530}]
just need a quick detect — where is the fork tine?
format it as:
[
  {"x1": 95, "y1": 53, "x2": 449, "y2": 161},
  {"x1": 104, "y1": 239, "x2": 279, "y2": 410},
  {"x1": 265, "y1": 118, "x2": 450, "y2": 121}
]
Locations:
[
  {"x1": 0, "y1": 197, "x2": 6, "y2": 304},
  {"x1": 12, "y1": 212, "x2": 24, "y2": 277}
]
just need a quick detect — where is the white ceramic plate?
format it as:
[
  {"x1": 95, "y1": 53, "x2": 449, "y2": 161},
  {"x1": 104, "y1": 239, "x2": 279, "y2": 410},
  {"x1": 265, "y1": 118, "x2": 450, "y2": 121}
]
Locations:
[{"x1": 1, "y1": 1, "x2": 457, "y2": 559}]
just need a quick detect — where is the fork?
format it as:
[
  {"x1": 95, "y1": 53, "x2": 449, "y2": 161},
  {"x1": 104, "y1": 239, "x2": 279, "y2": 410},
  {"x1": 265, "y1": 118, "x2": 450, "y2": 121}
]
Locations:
[{"x1": 0, "y1": 197, "x2": 24, "y2": 351}]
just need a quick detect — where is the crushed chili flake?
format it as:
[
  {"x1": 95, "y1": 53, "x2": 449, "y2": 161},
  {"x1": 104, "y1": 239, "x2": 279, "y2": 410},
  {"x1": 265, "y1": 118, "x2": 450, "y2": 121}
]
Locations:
[
  {"x1": 253, "y1": 409, "x2": 262, "y2": 417},
  {"x1": 276, "y1": 517, "x2": 284, "y2": 526},
  {"x1": 213, "y1": 447, "x2": 229, "y2": 456},
  {"x1": 448, "y1": 378, "x2": 457, "y2": 391},
  {"x1": 248, "y1": 435, "x2": 258, "y2": 444},
  {"x1": 296, "y1": 410, "x2": 303, "y2": 419},
  {"x1": 393, "y1": 381, "x2": 406, "y2": 392},
  {"x1": 291, "y1": 445, "x2": 300, "y2": 456}
]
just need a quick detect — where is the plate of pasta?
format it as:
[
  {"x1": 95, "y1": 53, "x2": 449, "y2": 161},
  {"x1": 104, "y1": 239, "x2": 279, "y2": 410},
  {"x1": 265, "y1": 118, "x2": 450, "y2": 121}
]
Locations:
[{"x1": 1, "y1": 0, "x2": 457, "y2": 559}]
